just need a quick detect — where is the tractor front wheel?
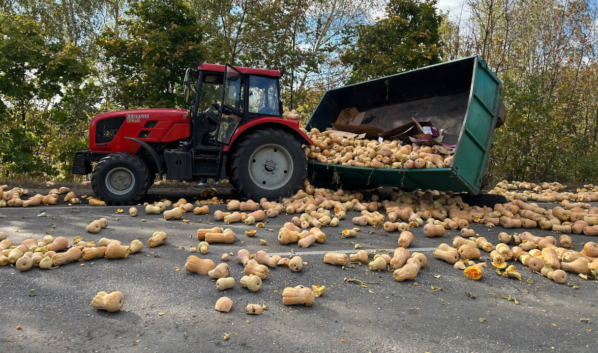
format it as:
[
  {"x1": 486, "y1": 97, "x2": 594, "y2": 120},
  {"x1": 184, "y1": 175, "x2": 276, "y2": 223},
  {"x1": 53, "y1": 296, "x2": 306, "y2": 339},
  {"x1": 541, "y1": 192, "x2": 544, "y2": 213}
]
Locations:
[
  {"x1": 91, "y1": 153, "x2": 151, "y2": 205},
  {"x1": 231, "y1": 128, "x2": 306, "y2": 201}
]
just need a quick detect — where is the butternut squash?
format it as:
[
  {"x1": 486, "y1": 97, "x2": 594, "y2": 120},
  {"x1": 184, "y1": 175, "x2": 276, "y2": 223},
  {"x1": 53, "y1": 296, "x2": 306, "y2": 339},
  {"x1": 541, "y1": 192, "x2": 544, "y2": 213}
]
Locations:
[
  {"x1": 310, "y1": 228, "x2": 327, "y2": 243},
  {"x1": 289, "y1": 256, "x2": 303, "y2": 272},
  {"x1": 82, "y1": 247, "x2": 106, "y2": 261},
  {"x1": 216, "y1": 277, "x2": 235, "y2": 291},
  {"x1": 282, "y1": 285, "x2": 315, "y2": 306},
  {"x1": 390, "y1": 247, "x2": 410, "y2": 269},
  {"x1": 433, "y1": 248, "x2": 459, "y2": 264},
  {"x1": 16, "y1": 256, "x2": 33, "y2": 271},
  {"x1": 52, "y1": 247, "x2": 82, "y2": 266},
  {"x1": 350, "y1": 250, "x2": 369, "y2": 264},
  {"x1": 393, "y1": 258, "x2": 421, "y2": 281},
  {"x1": 458, "y1": 245, "x2": 481, "y2": 259},
  {"x1": 498, "y1": 232, "x2": 511, "y2": 243},
  {"x1": 500, "y1": 217, "x2": 521, "y2": 229},
  {"x1": 223, "y1": 212, "x2": 242, "y2": 224},
  {"x1": 559, "y1": 235, "x2": 572, "y2": 248},
  {"x1": 541, "y1": 247, "x2": 560, "y2": 270},
  {"x1": 537, "y1": 237, "x2": 557, "y2": 250},
  {"x1": 205, "y1": 230, "x2": 235, "y2": 244},
  {"x1": 244, "y1": 260, "x2": 269, "y2": 280},
  {"x1": 453, "y1": 236, "x2": 476, "y2": 249},
  {"x1": 236, "y1": 249, "x2": 251, "y2": 266},
  {"x1": 163, "y1": 208, "x2": 183, "y2": 220},
  {"x1": 148, "y1": 231, "x2": 167, "y2": 247},
  {"x1": 91, "y1": 291, "x2": 124, "y2": 312},
  {"x1": 98, "y1": 238, "x2": 120, "y2": 247},
  {"x1": 323, "y1": 252, "x2": 348, "y2": 266},
  {"x1": 193, "y1": 206, "x2": 209, "y2": 215},
  {"x1": 463, "y1": 264, "x2": 484, "y2": 280},
  {"x1": 145, "y1": 204, "x2": 162, "y2": 214},
  {"x1": 278, "y1": 228, "x2": 299, "y2": 244},
  {"x1": 208, "y1": 263, "x2": 230, "y2": 279},
  {"x1": 560, "y1": 259, "x2": 589, "y2": 274},
  {"x1": 105, "y1": 243, "x2": 130, "y2": 259},
  {"x1": 423, "y1": 224, "x2": 445, "y2": 237},
  {"x1": 583, "y1": 242, "x2": 598, "y2": 257},
  {"x1": 411, "y1": 252, "x2": 428, "y2": 267},
  {"x1": 184, "y1": 255, "x2": 215, "y2": 275},
  {"x1": 255, "y1": 251, "x2": 281, "y2": 268},
  {"x1": 547, "y1": 269, "x2": 567, "y2": 284},
  {"x1": 527, "y1": 257, "x2": 545, "y2": 272},
  {"x1": 475, "y1": 237, "x2": 493, "y2": 252},
  {"x1": 86, "y1": 220, "x2": 102, "y2": 234},
  {"x1": 213, "y1": 210, "x2": 230, "y2": 221},
  {"x1": 215, "y1": 297, "x2": 233, "y2": 312},
  {"x1": 245, "y1": 304, "x2": 263, "y2": 315},
  {"x1": 398, "y1": 231, "x2": 414, "y2": 248},
  {"x1": 197, "y1": 227, "x2": 222, "y2": 240},
  {"x1": 240, "y1": 274, "x2": 262, "y2": 292}
]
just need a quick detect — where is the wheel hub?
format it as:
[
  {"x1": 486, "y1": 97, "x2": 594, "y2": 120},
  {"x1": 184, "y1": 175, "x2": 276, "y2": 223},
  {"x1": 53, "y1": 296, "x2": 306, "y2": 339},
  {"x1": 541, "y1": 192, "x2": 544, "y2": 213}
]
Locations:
[
  {"x1": 105, "y1": 167, "x2": 136, "y2": 195},
  {"x1": 264, "y1": 160, "x2": 276, "y2": 172},
  {"x1": 248, "y1": 144, "x2": 293, "y2": 190}
]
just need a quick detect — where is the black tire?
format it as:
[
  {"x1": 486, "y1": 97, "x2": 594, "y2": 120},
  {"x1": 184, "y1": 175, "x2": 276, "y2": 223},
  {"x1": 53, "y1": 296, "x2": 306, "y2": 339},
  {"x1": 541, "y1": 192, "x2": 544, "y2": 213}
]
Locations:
[
  {"x1": 231, "y1": 128, "x2": 306, "y2": 201},
  {"x1": 461, "y1": 193, "x2": 508, "y2": 207},
  {"x1": 91, "y1": 153, "x2": 151, "y2": 205}
]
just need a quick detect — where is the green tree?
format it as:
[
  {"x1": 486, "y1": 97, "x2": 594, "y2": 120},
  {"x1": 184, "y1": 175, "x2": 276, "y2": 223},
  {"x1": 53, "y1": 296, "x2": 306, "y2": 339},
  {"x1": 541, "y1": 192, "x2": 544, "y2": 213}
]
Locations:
[
  {"x1": 0, "y1": 13, "x2": 92, "y2": 177},
  {"x1": 98, "y1": 0, "x2": 205, "y2": 109},
  {"x1": 341, "y1": 0, "x2": 442, "y2": 83}
]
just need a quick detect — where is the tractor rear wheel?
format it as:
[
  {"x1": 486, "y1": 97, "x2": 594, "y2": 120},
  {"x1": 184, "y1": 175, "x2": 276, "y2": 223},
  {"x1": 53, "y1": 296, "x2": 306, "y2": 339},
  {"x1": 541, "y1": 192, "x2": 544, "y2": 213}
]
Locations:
[
  {"x1": 91, "y1": 153, "x2": 151, "y2": 205},
  {"x1": 231, "y1": 128, "x2": 306, "y2": 201}
]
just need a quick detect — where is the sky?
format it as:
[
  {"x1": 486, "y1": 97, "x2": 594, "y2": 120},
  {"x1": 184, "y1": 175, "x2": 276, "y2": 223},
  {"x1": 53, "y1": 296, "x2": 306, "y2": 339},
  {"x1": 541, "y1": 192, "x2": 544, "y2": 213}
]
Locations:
[{"x1": 437, "y1": 0, "x2": 467, "y2": 15}]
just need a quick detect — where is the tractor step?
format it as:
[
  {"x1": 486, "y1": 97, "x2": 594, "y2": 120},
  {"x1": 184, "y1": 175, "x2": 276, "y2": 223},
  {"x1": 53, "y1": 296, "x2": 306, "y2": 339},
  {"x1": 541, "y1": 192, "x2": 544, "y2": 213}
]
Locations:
[
  {"x1": 72, "y1": 151, "x2": 92, "y2": 175},
  {"x1": 194, "y1": 153, "x2": 219, "y2": 161}
]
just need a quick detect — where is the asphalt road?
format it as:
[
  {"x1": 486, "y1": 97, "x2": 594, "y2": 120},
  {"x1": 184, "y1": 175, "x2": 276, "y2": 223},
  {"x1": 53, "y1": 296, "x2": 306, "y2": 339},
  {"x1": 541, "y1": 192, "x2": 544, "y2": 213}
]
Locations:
[{"x1": 1, "y1": 187, "x2": 597, "y2": 353}]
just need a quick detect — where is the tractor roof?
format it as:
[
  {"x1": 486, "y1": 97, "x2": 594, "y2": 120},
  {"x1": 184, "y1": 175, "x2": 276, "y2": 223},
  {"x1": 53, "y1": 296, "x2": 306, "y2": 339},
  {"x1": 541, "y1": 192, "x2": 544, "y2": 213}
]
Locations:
[{"x1": 198, "y1": 63, "x2": 281, "y2": 78}]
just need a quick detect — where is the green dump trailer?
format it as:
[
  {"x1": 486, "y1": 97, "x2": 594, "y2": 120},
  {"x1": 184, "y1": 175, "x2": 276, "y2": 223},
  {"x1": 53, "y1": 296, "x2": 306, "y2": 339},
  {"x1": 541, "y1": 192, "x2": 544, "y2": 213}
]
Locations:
[{"x1": 306, "y1": 56, "x2": 505, "y2": 199}]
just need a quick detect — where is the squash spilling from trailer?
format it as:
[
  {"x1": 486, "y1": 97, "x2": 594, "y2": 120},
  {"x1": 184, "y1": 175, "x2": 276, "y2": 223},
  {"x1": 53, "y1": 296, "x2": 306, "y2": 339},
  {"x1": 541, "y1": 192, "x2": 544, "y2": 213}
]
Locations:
[{"x1": 306, "y1": 56, "x2": 505, "y2": 199}]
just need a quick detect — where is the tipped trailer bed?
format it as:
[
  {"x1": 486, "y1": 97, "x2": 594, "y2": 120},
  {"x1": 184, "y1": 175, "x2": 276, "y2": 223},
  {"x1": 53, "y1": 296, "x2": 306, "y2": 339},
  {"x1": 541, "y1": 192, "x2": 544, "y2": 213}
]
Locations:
[{"x1": 306, "y1": 56, "x2": 505, "y2": 197}]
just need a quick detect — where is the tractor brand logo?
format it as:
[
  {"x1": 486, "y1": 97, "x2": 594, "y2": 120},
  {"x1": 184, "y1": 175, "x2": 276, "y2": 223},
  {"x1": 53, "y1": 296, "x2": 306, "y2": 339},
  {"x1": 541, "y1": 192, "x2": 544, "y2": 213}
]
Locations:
[{"x1": 126, "y1": 114, "x2": 149, "y2": 123}]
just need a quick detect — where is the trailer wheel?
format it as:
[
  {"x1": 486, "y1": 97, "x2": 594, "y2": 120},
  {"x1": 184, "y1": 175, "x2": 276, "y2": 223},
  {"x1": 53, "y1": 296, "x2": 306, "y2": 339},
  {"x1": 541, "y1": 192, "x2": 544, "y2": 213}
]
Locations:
[
  {"x1": 91, "y1": 153, "x2": 150, "y2": 205},
  {"x1": 231, "y1": 128, "x2": 306, "y2": 201}
]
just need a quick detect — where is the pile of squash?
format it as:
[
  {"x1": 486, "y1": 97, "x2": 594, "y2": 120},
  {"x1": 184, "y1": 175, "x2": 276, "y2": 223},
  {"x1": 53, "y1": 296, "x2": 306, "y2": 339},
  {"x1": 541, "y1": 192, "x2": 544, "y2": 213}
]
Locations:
[
  {"x1": 185, "y1": 246, "x2": 309, "y2": 305},
  {"x1": 433, "y1": 231, "x2": 598, "y2": 283},
  {"x1": 377, "y1": 190, "x2": 598, "y2": 234},
  {"x1": 323, "y1": 247, "x2": 428, "y2": 282},
  {"x1": 304, "y1": 128, "x2": 453, "y2": 169},
  {"x1": 145, "y1": 198, "x2": 210, "y2": 220},
  {"x1": 0, "y1": 233, "x2": 144, "y2": 271},
  {"x1": 211, "y1": 183, "x2": 598, "y2": 235},
  {"x1": 0, "y1": 185, "x2": 80, "y2": 207},
  {"x1": 490, "y1": 180, "x2": 598, "y2": 203}
]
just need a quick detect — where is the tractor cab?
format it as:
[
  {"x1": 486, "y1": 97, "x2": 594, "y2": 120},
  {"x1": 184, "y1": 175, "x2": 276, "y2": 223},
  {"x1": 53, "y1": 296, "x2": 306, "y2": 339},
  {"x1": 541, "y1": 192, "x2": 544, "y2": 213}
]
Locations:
[{"x1": 186, "y1": 64, "x2": 283, "y2": 149}]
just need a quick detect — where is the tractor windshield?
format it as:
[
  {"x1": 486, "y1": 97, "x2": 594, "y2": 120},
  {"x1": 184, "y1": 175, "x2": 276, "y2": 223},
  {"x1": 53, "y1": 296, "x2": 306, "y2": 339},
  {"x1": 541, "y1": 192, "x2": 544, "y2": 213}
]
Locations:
[{"x1": 248, "y1": 76, "x2": 280, "y2": 116}]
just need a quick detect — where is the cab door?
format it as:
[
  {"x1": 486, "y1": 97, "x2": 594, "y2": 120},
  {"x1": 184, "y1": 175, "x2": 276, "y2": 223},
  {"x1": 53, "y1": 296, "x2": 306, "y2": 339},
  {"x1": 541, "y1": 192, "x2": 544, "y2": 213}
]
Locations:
[{"x1": 216, "y1": 65, "x2": 246, "y2": 144}]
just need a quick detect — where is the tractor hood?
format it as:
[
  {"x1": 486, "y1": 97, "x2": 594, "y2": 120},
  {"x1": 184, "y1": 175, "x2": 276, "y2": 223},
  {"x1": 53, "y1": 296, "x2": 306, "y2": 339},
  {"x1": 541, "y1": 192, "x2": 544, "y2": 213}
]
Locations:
[{"x1": 90, "y1": 108, "x2": 190, "y2": 154}]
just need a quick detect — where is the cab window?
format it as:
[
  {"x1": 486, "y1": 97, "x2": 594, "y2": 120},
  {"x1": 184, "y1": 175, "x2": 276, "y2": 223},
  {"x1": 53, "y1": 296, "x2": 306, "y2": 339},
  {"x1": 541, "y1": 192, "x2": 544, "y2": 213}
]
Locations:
[
  {"x1": 248, "y1": 76, "x2": 280, "y2": 115},
  {"x1": 199, "y1": 74, "x2": 223, "y2": 111}
]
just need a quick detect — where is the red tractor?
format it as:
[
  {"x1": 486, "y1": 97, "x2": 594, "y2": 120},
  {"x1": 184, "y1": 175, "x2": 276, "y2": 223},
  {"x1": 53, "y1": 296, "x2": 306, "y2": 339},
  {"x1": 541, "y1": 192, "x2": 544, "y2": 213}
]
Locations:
[{"x1": 73, "y1": 64, "x2": 312, "y2": 205}]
